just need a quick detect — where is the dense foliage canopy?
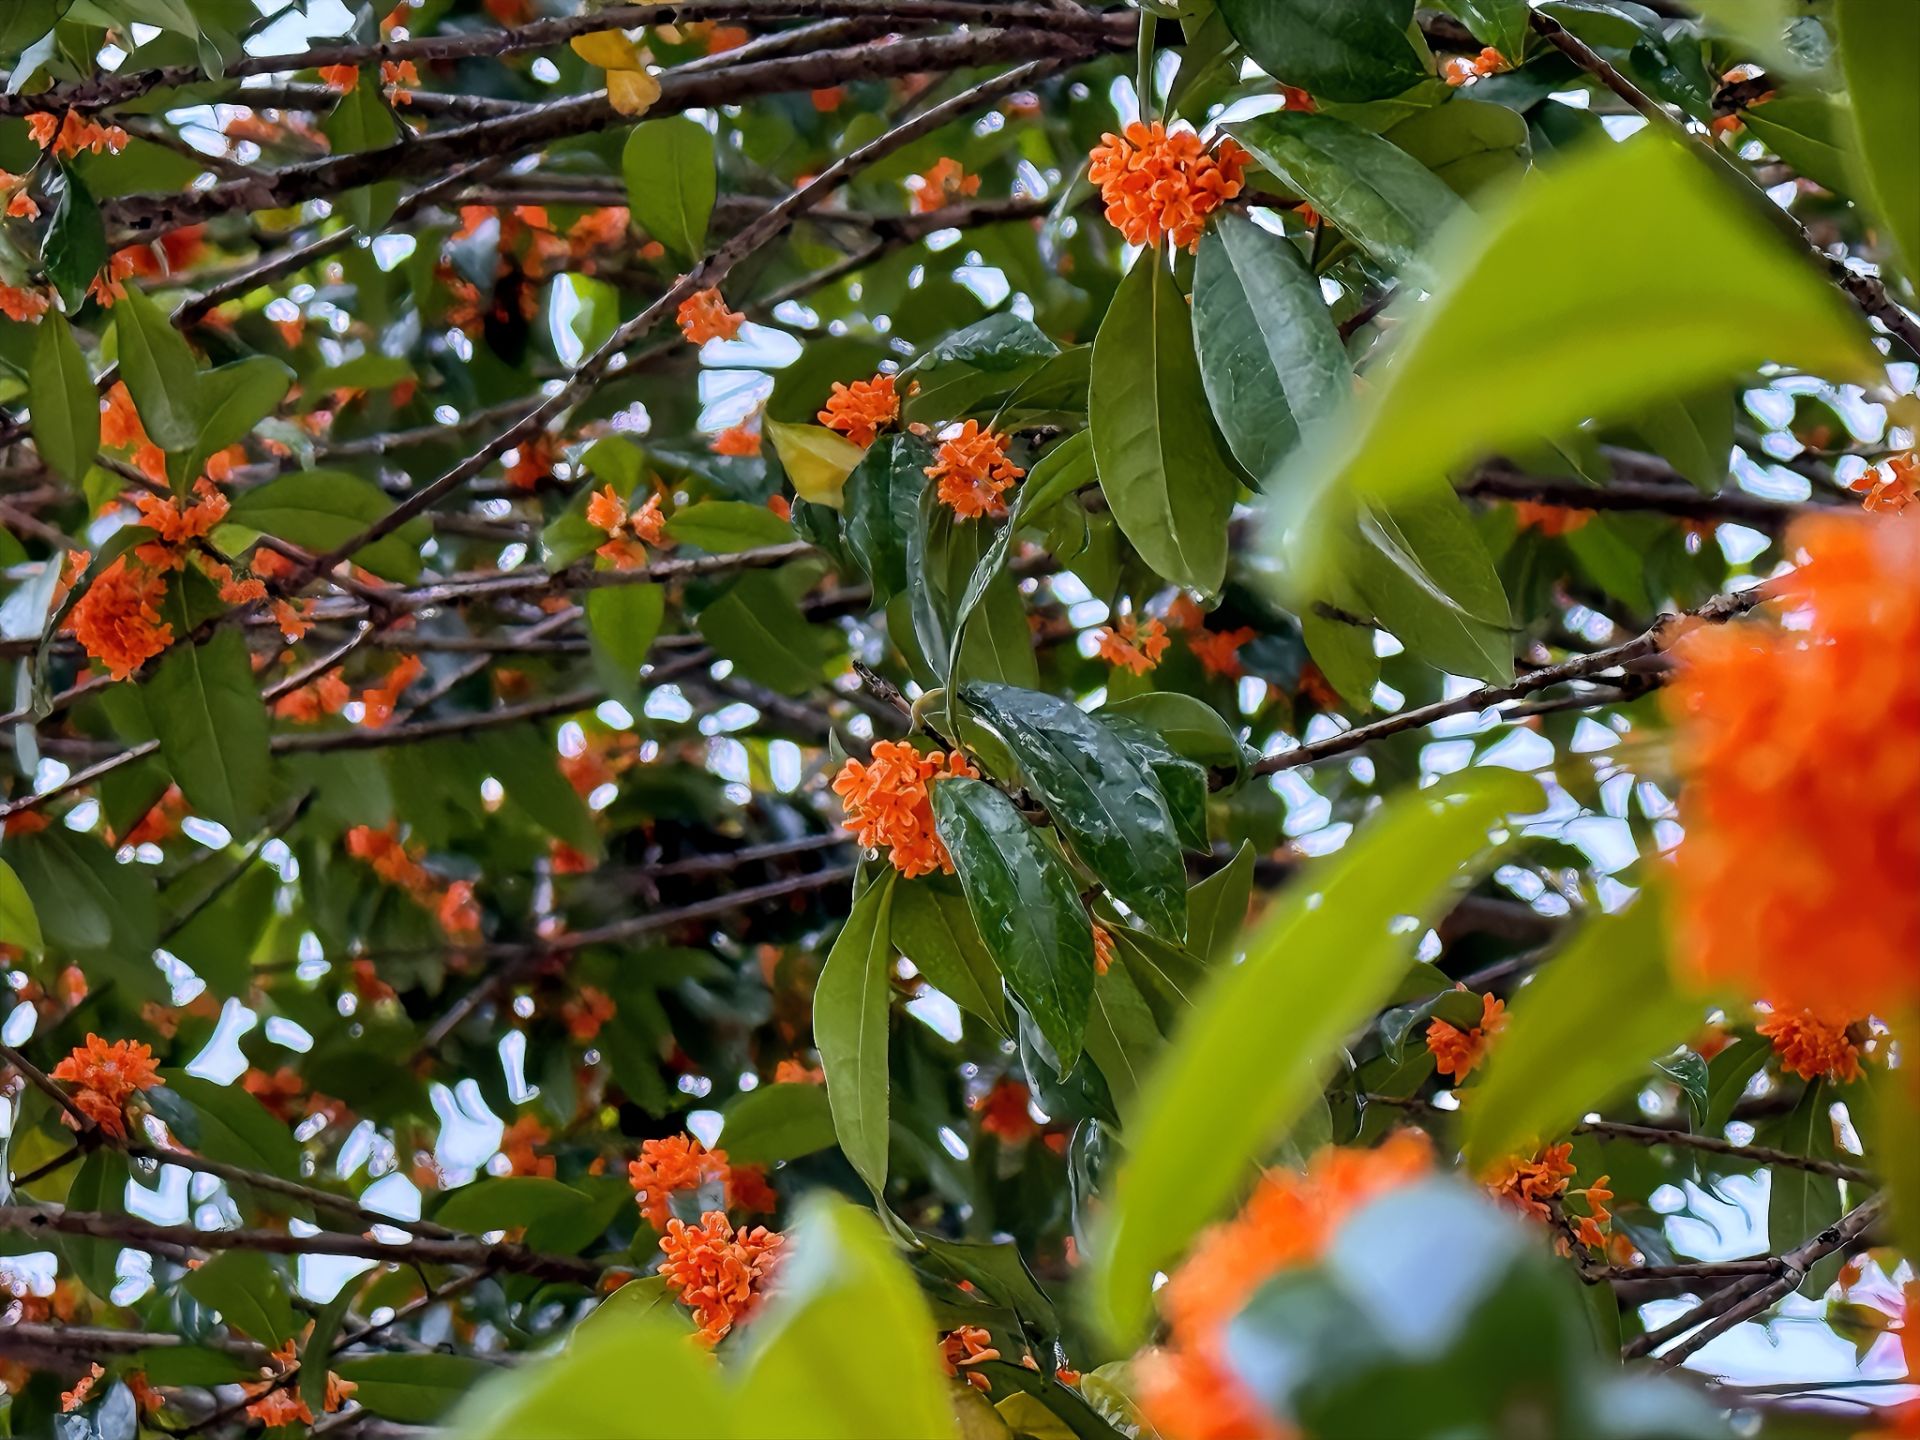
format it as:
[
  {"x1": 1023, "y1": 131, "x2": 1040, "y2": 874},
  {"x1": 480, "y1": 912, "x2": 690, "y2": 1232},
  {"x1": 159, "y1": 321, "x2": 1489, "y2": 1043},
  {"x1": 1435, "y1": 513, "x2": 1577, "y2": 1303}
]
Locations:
[{"x1": 0, "y1": 0, "x2": 1916, "y2": 1436}]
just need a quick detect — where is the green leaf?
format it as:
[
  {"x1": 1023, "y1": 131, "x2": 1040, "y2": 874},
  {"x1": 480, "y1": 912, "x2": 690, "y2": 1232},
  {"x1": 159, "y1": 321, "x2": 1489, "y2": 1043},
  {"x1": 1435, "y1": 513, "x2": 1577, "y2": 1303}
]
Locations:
[
  {"x1": 931, "y1": 777, "x2": 1096, "y2": 1074},
  {"x1": 1836, "y1": 0, "x2": 1920, "y2": 287},
  {"x1": 963, "y1": 683, "x2": 1187, "y2": 942},
  {"x1": 61, "y1": 1149, "x2": 129, "y2": 1297},
  {"x1": 0, "y1": 860, "x2": 41, "y2": 956},
  {"x1": 843, "y1": 433, "x2": 930, "y2": 601},
  {"x1": 1215, "y1": 0, "x2": 1427, "y2": 103},
  {"x1": 28, "y1": 309, "x2": 98, "y2": 487},
  {"x1": 623, "y1": 115, "x2": 717, "y2": 261},
  {"x1": 0, "y1": 2, "x2": 61, "y2": 56},
  {"x1": 146, "y1": 579, "x2": 272, "y2": 830},
  {"x1": 435, "y1": 1177, "x2": 594, "y2": 1233},
  {"x1": 225, "y1": 468, "x2": 429, "y2": 583},
  {"x1": 733, "y1": 1197, "x2": 958, "y2": 1440},
  {"x1": 1300, "y1": 607, "x2": 1380, "y2": 710},
  {"x1": 322, "y1": 71, "x2": 401, "y2": 230},
  {"x1": 44, "y1": 168, "x2": 107, "y2": 314},
  {"x1": 1742, "y1": 96, "x2": 1854, "y2": 196},
  {"x1": 1384, "y1": 95, "x2": 1532, "y2": 198},
  {"x1": 169, "y1": 860, "x2": 274, "y2": 998},
  {"x1": 1228, "y1": 112, "x2": 1461, "y2": 280},
  {"x1": 187, "y1": 355, "x2": 293, "y2": 479},
  {"x1": 1193, "y1": 211, "x2": 1351, "y2": 490},
  {"x1": 1451, "y1": 0, "x2": 1532, "y2": 66},
  {"x1": 184, "y1": 1250, "x2": 298, "y2": 1346},
  {"x1": 148, "y1": 1070, "x2": 303, "y2": 1181},
  {"x1": 470, "y1": 726, "x2": 602, "y2": 860},
  {"x1": 1099, "y1": 692, "x2": 1243, "y2": 771},
  {"x1": 1017, "y1": 429, "x2": 1096, "y2": 522},
  {"x1": 1770, "y1": 1080, "x2": 1847, "y2": 1297},
  {"x1": 1351, "y1": 488, "x2": 1514, "y2": 683},
  {"x1": 586, "y1": 582, "x2": 663, "y2": 704},
  {"x1": 1462, "y1": 893, "x2": 1701, "y2": 1170},
  {"x1": 814, "y1": 868, "x2": 897, "y2": 1196},
  {"x1": 662, "y1": 499, "x2": 794, "y2": 553},
  {"x1": 443, "y1": 1306, "x2": 730, "y2": 1438},
  {"x1": 1082, "y1": 954, "x2": 1165, "y2": 1114},
  {"x1": 114, "y1": 283, "x2": 201, "y2": 453},
  {"x1": 1636, "y1": 389, "x2": 1733, "y2": 493},
  {"x1": 332, "y1": 1353, "x2": 491, "y2": 1424},
  {"x1": 719, "y1": 1081, "x2": 837, "y2": 1165},
  {"x1": 1090, "y1": 252, "x2": 1240, "y2": 594},
  {"x1": 299, "y1": 1280, "x2": 358, "y2": 1421},
  {"x1": 1186, "y1": 842, "x2": 1254, "y2": 964},
  {"x1": 890, "y1": 875, "x2": 1009, "y2": 1035},
  {"x1": 696, "y1": 570, "x2": 843, "y2": 696},
  {"x1": 7, "y1": 830, "x2": 161, "y2": 994},
  {"x1": 1089, "y1": 769, "x2": 1541, "y2": 1341},
  {"x1": 918, "y1": 1235, "x2": 1061, "y2": 1335},
  {"x1": 1268, "y1": 134, "x2": 1874, "y2": 598}
]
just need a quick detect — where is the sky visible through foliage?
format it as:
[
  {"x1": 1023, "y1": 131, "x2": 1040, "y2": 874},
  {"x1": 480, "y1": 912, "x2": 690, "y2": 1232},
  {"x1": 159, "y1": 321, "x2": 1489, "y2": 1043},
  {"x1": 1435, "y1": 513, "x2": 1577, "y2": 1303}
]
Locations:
[{"x1": 0, "y1": 0, "x2": 1916, "y2": 1437}]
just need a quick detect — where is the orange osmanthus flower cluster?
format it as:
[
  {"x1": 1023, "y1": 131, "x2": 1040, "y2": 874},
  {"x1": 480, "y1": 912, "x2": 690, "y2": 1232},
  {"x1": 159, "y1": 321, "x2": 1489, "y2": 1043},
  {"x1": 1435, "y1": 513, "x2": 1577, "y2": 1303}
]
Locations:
[
  {"x1": 1134, "y1": 1134, "x2": 1431, "y2": 1439},
  {"x1": 656, "y1": 1210, "x2": 784, "y2": 1346},
  {"x1": 911, "y1": 157, "x2": 980, "y2": 214},
  {"x1": 243, "y1": 1342, "x2": 356, "y2": 1427},
  {"x1": 677, "y1": 287, "x2": 744, "y2": 345},
  {"x1": 28, "y1": 109, "x2": 128, "y2": 158},
  {"x1": 1851, "y1": 453, "x2": 1919, "y2": 514},
  {"x1": 1512, "y1": 499, "x2": 1592, "y2": 536},
  {"x1": 817, "y1": 373, "x2": 902, "y2": 446},
  {"x1": 1088, "y1": 120, "x2": 1248, "y2": 253},
  {"x1": 1095, "y1": 616, "x2": 1169, "y2": 676},
  {"x1": 927, "y1": 420, "x2": 1024, "y2": 519},
  {"x1": 1444, "y1": 46, "x2": 1511, "y2": 85},
  {"x1": 709, "y1": 422, "x2": 761, "y2": 456},
  {"x1": 1485, "y1": 1142, "x2": 1615, "y2": 1254},
  {"x1": 345, "y1": 825, "x2": 481, "y2": 942},
  {"x1": 1666, "y1": 515, "x2": 1920, "y2": 1022},
  {"x1": 1756, "y1": 1006, "x2": 1864, "y2": 1084},
  {"x1": 974, "y1": 1076, "x2": 1040, "y2": 1146},
  {"x1": 1425, "y1": 990, "x2": 1508, "y2": 1083},
  {"x1": 628, "y1": 1133, "x2": 732, "y2": 1229},
  {"x1": 587, "y1": 484, "x2": 667, "y2": 569},
  {"x1": 500, "y1": 1114, "x2": 556, "y2": 1177},
  {"x1": 940, "y1": 1325, "x2": 1000, "y2": 1393},
  {"x1": 831, "y1": 740, "x2": 978, "y2": 877},
  {"x1": 1092, "y1": 922, "x2": 1114, "y2": 976},
  {"x1": 50, "y1": 1035, "x2": 163, "y2": 1138}
]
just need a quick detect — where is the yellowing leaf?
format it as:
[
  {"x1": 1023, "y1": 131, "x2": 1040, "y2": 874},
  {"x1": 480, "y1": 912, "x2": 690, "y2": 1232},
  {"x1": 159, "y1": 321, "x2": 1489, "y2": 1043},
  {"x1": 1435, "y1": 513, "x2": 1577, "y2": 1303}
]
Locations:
[
  {"x1": 765, "y1": 420, "x2": 866, "y2": 509},
  {"x1": 569, "y1": 30, "x2": 640, "y2": 69},
  {"x1": 607, "y1": 67, "x2": 662, "y2": 118}
]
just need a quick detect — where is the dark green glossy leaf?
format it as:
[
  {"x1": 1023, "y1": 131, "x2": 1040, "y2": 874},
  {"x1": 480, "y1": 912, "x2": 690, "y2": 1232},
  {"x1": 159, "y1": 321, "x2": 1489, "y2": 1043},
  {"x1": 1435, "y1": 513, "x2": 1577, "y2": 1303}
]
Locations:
[
  {"x1": 187, "y1": 355, "x2": 294, "y2": 480},
  {"x1": 27, "y1": 309, "x2": 97, "y2": 486},
  {"x1": 662, "y1": 499, "x2": 793, "y2": 553},
  {"x1": 1384, "y1": 95, "x2": 1532, "y2": 197},
  {"x1": 149, "y1": 1070, "x2": 303, "y2": 1182},
  {"x1": 0, "y1": 859, "x2": 40, "y2": 956},
  {"x1": 1090, "y1": 252, "x2": 1240, "y2": 594},
  {"x1": 44, "y1": 167, "x2": 107, "y2": 313},
  {"x1": 114, "y1": 283, "x2": 201, "y2": 453},
  {"x1": 964, "y1": 682, "x2": 1187, "y2": 941},
  {"x1": 1187, "y1": 842, "x2": 1254, "y2": 963},
  {"x1": 842, "y1": 433, "x2": 930, "y2": 601},
  {"x1": 1352, "y1": 488, "x2": 1513, "y2": 683},
  {"x1": 890, "y1": 875, "x2": 1008, "y2": 1035},
  {"x1": 1636, "y1": 389, "x2": 1732, "y2": 493},
  {"x1": 815, "y1": 868, "x2": 897, "y2": 1195},
  {"x1": 147, "y1": 578, "x2": 271, "y2": 830},
  {"x1": 1215, "y1": 0, "x2": 1426, "y2": 102},
  {"x1": 931, "y1": 777, "x2": 1095, "y2": 1073},
  {"x1": 1770, "y1": 1080, "x2": 1846, "y2": 1297},
  {"x1": 184, "y1": 1250, "x2": 298, "y2": 1346},
  {"x1": 1194, "y1": 210, "x2": 1350, "y2": 490},
  {"x1": 1451, "y1": 0, "x2": 1532, "y2": 66},
  {"x1": 1229, "y1": 111, "x2": 1460, "y2": 280},
  {"x1": 697, "y1": 570, "x2": 843, "y2": 696}
]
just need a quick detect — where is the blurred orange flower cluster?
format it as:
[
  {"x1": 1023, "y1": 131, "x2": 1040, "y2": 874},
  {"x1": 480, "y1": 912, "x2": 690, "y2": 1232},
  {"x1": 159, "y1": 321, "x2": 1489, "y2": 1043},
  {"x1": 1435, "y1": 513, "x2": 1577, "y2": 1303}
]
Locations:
[
  {"x1": 1666, "y1": 515, "x2": 1920, "y2": 1022},
  {"x1": 1135, "y1": 1134, "x2": 1431, "y2": 1439}
]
